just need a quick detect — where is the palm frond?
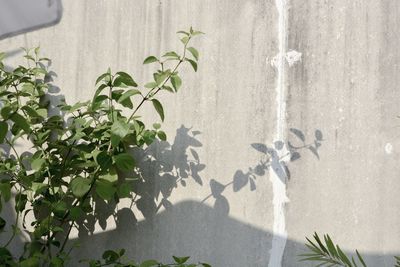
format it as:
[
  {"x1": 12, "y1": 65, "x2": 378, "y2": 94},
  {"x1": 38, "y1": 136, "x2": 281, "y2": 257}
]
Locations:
[{"x1": 299, "y1": 232, "x2": 367, "y2": 267}]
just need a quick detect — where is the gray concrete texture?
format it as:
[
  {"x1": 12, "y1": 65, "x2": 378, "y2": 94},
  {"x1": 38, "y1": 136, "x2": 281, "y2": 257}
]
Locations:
[{"x1": 1, "y1": 0, "x2": 400, "y2": 266}]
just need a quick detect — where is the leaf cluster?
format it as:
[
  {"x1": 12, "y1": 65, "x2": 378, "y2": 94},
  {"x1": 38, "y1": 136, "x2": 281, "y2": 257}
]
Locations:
[
  {"x1": 83, "y1": 252, "x2": 210, "y2": 267},
  {"x1": 300, "y1": 233, "x2": 366, "y2": 267},
  {"x1": 0, "y1": 28, "x2": 207, "y2": 266}
]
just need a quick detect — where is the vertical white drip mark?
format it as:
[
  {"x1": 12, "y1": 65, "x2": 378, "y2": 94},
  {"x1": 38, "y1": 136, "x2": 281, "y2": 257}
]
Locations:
[{"x1": 268, "y1": 0, "x2": 289, "y2": 266}]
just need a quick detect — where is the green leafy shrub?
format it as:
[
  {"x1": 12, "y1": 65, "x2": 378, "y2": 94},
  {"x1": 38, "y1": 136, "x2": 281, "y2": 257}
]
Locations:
[{"x1": 0, "y1": 27, "x2": 209, "y2": 266}]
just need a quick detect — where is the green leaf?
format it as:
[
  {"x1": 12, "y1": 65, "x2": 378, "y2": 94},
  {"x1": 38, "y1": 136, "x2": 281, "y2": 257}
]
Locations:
[
  {"x1": 111, "y1": 120, "x2": 130, "y2": 139},
  {"x1": 31, "y1": 183, "x2": 47, "y2": 195},
  {"x1": 186, "y1": 58, "x2": 197, "y2": 72},
  {"x1": 154, "y1": 72, "x2": 169, "y2": 86},
  {"x1": 96, "y1": 72, "x2": 111, "y2": 85},
  {"x1": 111, "y1": 135, "x2": 121, "y2": 148},
  {"x1": 162, "y1": 85, "x2": 174, "y2": 93},
  {"x1": 143, "y1": 56, "x2": 158, "y2": 64},
  {"x1": 92, "y1": 84, "x2": 108, "y2": 109},
  {"x1": 153, "y1": 123, "x2": 161, "y2": 129},
  {"x1": 157, "y1": 131, "x2": 167, "y2": 141},
  {"x1": 0, "y1": 106, "x2": 14, "y2": 120},
  {"x1": 177, "y1": 30, "x2": 190, "y2": 36},
  {"x1": 117, "y1": 182, "x2": 132, "y2": 198},
  {"x1": 92, "y1": 95, "x2": 108, "y2": 110},
  {"x1": 0, "y1": 216, "x2": 5, "y2": 231},
  {"x1": 163, "y1": 51, "x2": 180, "y2": 59},
  {"x1": 337, "y1": 245, "x2": 352, "y2": 266},
  {"x1": 113, "y1": 72, "x2": 138, "y2": 87},
  {"x1": 356, "y1": 250, "x2": 367, "y2": 267},
  {"x1": 0, "y1": 183, "x2": 11, "y2": 201},
  {"x1": 181, "y1": 36, "x2": 190, "y2": 45},
  {"x1": 99, "y1": 167, "x2": 118, "y2": 183},
  {"x1": 31, "y1": 158, "x2": 45, "y2": 171},
  {"x1": 37, "y1": 108, "x2": 47, "y2": 118},
  {"x1": 53, "y1": 201, "x2": 67, "y2": 218},
  {"x1": 139, "y1": 260, "x2": 159, "y2": 267},
  {"x1": 69, "y1": 206, "x2": 84, "y2": 221},
  {"x1": 145, "y1": 82, "x2": 158, "y2": 88},
  {"x1": 32, "y1": 67, "x2": 47, "y2": 76},
  {"x1": 152, "y1": 99, "x2": 164, "y2": 122},
  {"x1": 15, "y1": 193, "x2": 27, "y2": 212},
  {"x1": 0, "y1": 121, "x2": 8, "y2": 143},
  {"x1": 171, "y1": 75, "x2": 182, "y2": 91},
  {"x1": 95, "y1": 151, "x2": 112, "y2": 170},
  {"x1": 173, "y1": 256, "x2": 190, "y2": 264},
  {"x1": 102, "y1": 250, "x2": 120, "y2": 263},
  {"x1": 34, "y1": 47, "x2": 40, "y2": 56},
  {"x1": 0, "y1": 247, "x2": 12, "y2": 263},
  {"x1": 95, "y1": 179, "x2": 116, "y2": 201},
  {"x1": 187, "y1": 47, "x2": 199, "y2": 60},
  {"x1": 10, "y1": 113, "x2": 30, "y2": 133},
  {"x1": 118, "y1": 89, "x2": 140, "y2": 104},
  {"x1": 114, "y1": 153, "x2": 135, "y2": 172},
  {"x1": 70, "y1": 177, "x2": 91, "y2": 198},
  {"x1": 20, "y1": 257, "x2": 39, "y2": 267},
  {"x1": 192, "y1": 30, "x2": 205, "y2": 36},
  {"x1": 21, "y1": 106, "x2": 38, "y2": 117},
  {"x1": 50, "y1": 256, "x2": 64, "y2": 267}
]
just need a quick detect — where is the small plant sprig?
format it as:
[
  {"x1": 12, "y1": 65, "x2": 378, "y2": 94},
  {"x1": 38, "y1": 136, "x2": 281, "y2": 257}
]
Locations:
[
  {"x1": 300, "y1": 233, "x2": 367, "y2": 267},
  {"x1": 0, "y1": 27, "x2": 208, "y2": 266},
  {"x1": 395, "y1": 256, "x2": 400, "y2": 267},
  {"x1": 82, "y1": 251, "x2": 211, "y2": 267},
  {"x1": 301, "y1": 233, "x2": 400, "y2": 266}
]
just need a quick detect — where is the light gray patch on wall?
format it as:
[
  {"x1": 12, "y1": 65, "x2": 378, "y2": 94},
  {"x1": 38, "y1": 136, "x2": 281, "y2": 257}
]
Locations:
[{"x1": 0, "y1": 0, "x2": 62, "y2": 40}]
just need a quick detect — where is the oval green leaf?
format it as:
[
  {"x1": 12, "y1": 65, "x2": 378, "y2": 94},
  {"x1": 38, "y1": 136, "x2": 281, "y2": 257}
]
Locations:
[
  {"x1": 152, "y1": 99, "x2": 164, "y2": 122},
  {"x1": 70, "y1": 177, "x2": 91, "y2": 198},
  {"x1": 143, "y1": 56, "x2": 158, "y2": 65},
  {"x1": 114, "y1": 153, "x2": 135, "y2": 172},
  {"x1": 0, "y1": 121, "x2": 8, "y2": 144}
]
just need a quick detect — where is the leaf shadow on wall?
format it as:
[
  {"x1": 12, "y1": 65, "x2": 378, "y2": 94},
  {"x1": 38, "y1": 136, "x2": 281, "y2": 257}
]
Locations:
[
  {"x1": 70, "y1": 127, "x2": 324, "y2": 264},
  {"x1": 201, "y1": 128, "x2": 324, "y2": 216},
  {"x1": 74, "y1": 125, "x2": 206, "y2": 237}
]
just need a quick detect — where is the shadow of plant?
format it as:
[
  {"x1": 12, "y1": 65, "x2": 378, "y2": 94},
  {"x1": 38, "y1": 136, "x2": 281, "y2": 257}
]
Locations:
[
  {"x1": 74, "y1": 125, "x2": 205, "y2": 237},
  {"x1": 202, "y1": 128, "x2": 324, "y2": 215}
]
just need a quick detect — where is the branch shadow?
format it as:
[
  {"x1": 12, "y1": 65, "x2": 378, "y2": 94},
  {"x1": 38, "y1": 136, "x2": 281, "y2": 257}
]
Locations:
[
  {"x1": 202, "y1": 128, "x2": 324, "y2": 216},
  {"x1": 69, "y1": 199, "x2": 399, "y2": 267},
  {"x1": 1, "y1": 123, "x2": 399, "y2": 266},
  {"x1": 73, "y1": 125, "x2": 206, "y2": 238}
]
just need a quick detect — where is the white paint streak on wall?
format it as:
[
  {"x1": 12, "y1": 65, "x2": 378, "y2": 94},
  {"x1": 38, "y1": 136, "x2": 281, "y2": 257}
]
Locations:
[
  {"x1": 385, "y1": 143, "x2": 393, "y2": 155},
  {"x1": 285, "y1": 50, "x2": 301, "y2": 67},
  {"x1": 268, "y1": 0, "x2": 290, "y2": 266},
  {"x1": 271, "y1": 50, "x2": 301, "y2": 68}
]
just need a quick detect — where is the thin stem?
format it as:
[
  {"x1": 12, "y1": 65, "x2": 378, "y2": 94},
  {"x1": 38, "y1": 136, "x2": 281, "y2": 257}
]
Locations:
[
  {"x1": 59, "y1": 141, "x2": 76, "y2": 181},
  {"x1": 59, "y1": 220, "x2": 74, "y2": 252},
  {"x1": 54, "y1": 167, "x2": 101, "y2": 255},
  {"x1": 109, "y1": 82, "x2": 114, "y2": 122},
  {"x1": 127, "y1": 36, "x2": 191, "y2": 123},
  {"x1": 5, "y1": 138, "x2": 22, "y2": 166}
]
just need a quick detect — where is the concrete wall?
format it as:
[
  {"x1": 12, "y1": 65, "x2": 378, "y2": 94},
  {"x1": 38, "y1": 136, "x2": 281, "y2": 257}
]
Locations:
[{"x1": 1, "y1": 1, "x2": 400, "y2": 266}]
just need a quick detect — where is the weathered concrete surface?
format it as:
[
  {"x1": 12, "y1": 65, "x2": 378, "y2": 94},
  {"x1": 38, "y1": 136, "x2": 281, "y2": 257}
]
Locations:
[
  {"x1": 1, "y1": 0, "x2": 400, "y2": 266},
  {"x1": 284, "y1": 1, "x2": 400, "y2": 266},
  {"x1": 0, "y1": 0, "x2": 280, "y2": 266}
]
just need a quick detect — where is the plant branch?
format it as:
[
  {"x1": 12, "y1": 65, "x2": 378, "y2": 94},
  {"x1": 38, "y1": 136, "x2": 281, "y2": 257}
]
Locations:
[{"x1": 127, "y1": 36, "x2": 191, "y2": 123}]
